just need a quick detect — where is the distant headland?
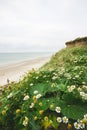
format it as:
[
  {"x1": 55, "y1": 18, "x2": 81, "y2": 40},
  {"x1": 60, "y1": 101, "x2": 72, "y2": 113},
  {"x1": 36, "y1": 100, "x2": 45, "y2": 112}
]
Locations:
[{"x1": 66, "y1": 36, "x2": 87, "y2": 48}]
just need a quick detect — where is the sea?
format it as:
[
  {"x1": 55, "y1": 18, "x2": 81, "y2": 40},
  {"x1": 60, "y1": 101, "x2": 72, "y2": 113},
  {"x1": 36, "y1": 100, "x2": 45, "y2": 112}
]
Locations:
[{"x1": 0, "y1": 52, "x2": 53, "y2": 65}]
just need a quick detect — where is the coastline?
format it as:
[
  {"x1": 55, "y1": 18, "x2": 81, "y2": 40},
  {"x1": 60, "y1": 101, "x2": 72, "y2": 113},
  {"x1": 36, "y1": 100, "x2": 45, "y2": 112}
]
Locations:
[{"x1": 0, "y1": 56, "x2": 51, "y2": 86}]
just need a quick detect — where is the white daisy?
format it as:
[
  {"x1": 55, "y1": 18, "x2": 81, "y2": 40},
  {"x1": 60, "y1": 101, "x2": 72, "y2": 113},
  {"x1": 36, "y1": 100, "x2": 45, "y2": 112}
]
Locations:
[
  {"x1": 23, "y1": 95, "x2": 30, "y2": 100},
  {"x1": 62, "y1": 116, "x2": 68, "y2": 124},
  {"x1": 74, "y1": 122, "x2": 80, "y2": 129},
  {"x1": 33, "y1": 90, "x2": 38, "y2": 94},
  {"x1": 55, "y1": 107, "x2": 61, "y2": 113},
  {"x1": 36, "y1": 94, "x2": 42, "y2": 99},
  {"x1": 23, "y1": 116, "x2": 29, "y2": 127},
  {"x1": 7, "y1": 93, "x2": 13, "y2": 99},
  {"x1": 57, "y1": 117, "x2": 62, "y2": 123}
]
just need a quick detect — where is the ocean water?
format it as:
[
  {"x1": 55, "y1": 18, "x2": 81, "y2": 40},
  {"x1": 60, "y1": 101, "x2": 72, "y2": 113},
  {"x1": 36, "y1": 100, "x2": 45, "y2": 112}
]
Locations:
[{"x1": 0, "y1": 52, "x2": 52, "y2": 65}]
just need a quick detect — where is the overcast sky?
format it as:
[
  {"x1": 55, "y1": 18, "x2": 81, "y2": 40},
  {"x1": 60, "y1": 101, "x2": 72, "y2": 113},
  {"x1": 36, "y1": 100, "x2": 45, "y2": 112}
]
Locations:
[{"x1": 0, "y1": 0, "x2": 87, "y2": 52}]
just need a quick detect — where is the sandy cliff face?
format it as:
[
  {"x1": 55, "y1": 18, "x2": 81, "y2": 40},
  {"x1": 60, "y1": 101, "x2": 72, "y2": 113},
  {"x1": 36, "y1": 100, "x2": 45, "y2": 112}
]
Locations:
[{"x1": 66, "y1": 36, "x2": 87, "y2": 48}]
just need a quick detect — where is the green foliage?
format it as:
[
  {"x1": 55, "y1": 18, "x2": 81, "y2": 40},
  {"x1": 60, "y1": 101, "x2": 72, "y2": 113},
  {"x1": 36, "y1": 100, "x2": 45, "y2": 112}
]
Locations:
[
  {"x1": 0, "y1": 47, "x2": 87, "y2": 130},
  {"x1": 61, "y1": 104, "x2": 87, "y2": 120}
]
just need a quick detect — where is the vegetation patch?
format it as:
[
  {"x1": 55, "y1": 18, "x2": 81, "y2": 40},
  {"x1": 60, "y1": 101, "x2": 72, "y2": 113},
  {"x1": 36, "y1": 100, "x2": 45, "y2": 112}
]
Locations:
[{"x1": 0, "y1": 47, "x2": 87, "y2": 130}]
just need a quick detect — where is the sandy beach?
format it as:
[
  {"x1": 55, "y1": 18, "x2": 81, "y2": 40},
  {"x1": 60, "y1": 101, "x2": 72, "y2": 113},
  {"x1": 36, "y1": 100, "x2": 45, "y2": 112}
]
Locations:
[{"x1": 0, "y1": 56, "x2": 51, "y2": 86}]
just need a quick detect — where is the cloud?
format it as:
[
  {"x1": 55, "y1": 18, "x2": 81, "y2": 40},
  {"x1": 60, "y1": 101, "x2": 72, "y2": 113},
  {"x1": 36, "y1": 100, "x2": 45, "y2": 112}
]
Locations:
[{"x1": 0, "y1": 0, "x2": 87, "y2": 52}]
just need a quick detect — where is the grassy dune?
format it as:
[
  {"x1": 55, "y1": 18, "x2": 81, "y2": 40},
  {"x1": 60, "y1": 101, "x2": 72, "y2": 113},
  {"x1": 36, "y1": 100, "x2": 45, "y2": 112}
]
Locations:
[{"x1": 0, "y1": 47, "x2": 87, "y2": 130}]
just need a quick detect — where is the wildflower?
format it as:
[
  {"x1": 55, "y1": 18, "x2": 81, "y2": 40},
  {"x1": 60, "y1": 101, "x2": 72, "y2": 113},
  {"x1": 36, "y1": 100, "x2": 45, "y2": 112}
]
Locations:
[
  {"x1": 80, "y1": 122, "x2": 85, "y2": 129},
  {"x1": 51, "y1": 83, "x2": 56, "y2": 87},
  {"x1": 23, "y1": 95, "x2": 30, "y2": 100},
  {"x1": 83, "y1": 114, "x2": 87, "y2": 124},
  {"x1": 36, "y1": 94, "x2": 42, "y2": 99},
  {"x1": 55, "y1": 107, "x2": 61, "y2": 113},
  {"x1": 39, "y1": 110, "x2": 44, "y2": 115},
  {"x1": 80, "y1": 92, "x2": 87, "y2": 100},
  {"x1": 74, "y1": 122, "x2": 80, "y2": 129},
  {"x1": 77, "y1": 87, "x2": 82, "y2": 92},
  {"x1": 33, "y1": 95, "x2": 36, "y2": 100},
  {"x1": 79, "y1": 71, "x2": 83, "y2": 74},
  {"x1": 33, "y1": 96, "x2": 37, "y2": 103},
  {"x1": 46, "y1": 80, "x2": 49, "y2": 83},
  {"x1": 67, "y1": 76, "x2": 71, "y2": 80},
  {"x1": 75, "y1": 75, "x2": 79, "y2": 78},
  {"x1": 30, "y1": 83, "x2": 33, "y2": 86},
  {"x1": 23, "y1": 116, "x2": 29, "y2": 127},
  {"x1": 50, "y1": 103, "x2": 54, "y2": 109},
  {"x1": 62, "y1": 116, "x2": 68, "y2": 124},
  {"x1": 82, "y1": 85, "x2": 87, "y2": 90},
  {"x1": 64, "y1": 73, "x2": 71, "y2": 79},
  {"x1": 30, "y1": 103, "x2": 34, "y2": 108},
  {"x1": 53, "y1": 72, "x2": 57, "y2": 75},
  {"x1": 84, "y1": 94, "x2": 87, "y2": 100},
  {"x1": 84, "y1": 114, "x2": 87, "y2": 119},
  {"x1": 57, "y1": 117, "x2": 62, "y2": 123},
  {"x1": 67, "y1": 123, "x2": 72, "y2": 129},
  {"x1": 36, "y1": 76, "x2": 38, "y2": 79},
  {"x1": 74, "y1": 60, "x2": 77, "y2": 63},
  {"x1": 7, "y1": 93, "x2": 13, "y2": 99},
  {"x1": 80, "y1": 91, "x2": 85, "y2": 97},
  {"x1": 49, "y1": 120, "x2": 53, "y2": 125},
  {"x1": 82, "y1": 118, "x2": 87, "y2": 124},
  {"x1": 39, "y1": 102, "x2": 42, "y2": 106},
  {"x1": 82, "y1": 82, "x2": 86, "y2": 84},
  {"x1": 67, "y1": 85, "x2": 75, "y2": 92},
  {"x1": 52, "y1": 76, "x2": 57, "y2": 80},
  {"x1": 34, "y1": 90, "x2": 38, "y2": 94},
  {"x1": 34, "y1": 116, "x2": 38, "y2": 120},
  {"x1": 16, "y1": 109, "x2": 21, "y2": 114},
  {"x1": 2, "y1": 110, "x2": 6, "y2": 115},
  {"x1": 44, "y1": 116, "x2": 48, "y2": 121}
]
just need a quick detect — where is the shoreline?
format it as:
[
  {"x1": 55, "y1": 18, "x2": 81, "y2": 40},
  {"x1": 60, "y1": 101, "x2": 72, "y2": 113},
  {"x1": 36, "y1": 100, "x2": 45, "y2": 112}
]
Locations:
[{"x1": 0, "y1": 56, "x2": 51, "y2": 86}]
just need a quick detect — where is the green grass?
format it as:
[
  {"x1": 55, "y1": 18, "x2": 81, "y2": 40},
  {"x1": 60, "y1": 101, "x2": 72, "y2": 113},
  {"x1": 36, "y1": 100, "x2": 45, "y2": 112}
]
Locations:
[
  {"x1": 41, "y1": 47, "x2": 87, "y2": 70},
  {"x1": 0, "y1": 47, "x2": 87, "y2": 130}
]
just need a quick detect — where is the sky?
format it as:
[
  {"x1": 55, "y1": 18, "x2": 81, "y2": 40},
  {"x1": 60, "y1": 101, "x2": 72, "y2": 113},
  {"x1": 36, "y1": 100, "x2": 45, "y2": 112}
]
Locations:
[{"x1": 0, "y1": 0, "x2": 87, "y2": 52}]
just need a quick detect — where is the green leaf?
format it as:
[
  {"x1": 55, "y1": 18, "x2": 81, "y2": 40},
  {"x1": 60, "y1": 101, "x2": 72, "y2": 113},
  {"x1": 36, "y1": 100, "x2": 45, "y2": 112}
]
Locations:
[
  {"x1": 62, "y1": 93, "x2": 82, "y2": 105},
  {"x1": 56, "y1": 84, "x2": 67, "y2": 92},
  {"x1": 29, "y1": 119, "x2": 40, "y2": 130},
  {"x1": 60, "y1": 102, "x2": 87, "y2": 120},
  {"x1": 29, "y1": 83, "x2": 50, "y2": 96}
]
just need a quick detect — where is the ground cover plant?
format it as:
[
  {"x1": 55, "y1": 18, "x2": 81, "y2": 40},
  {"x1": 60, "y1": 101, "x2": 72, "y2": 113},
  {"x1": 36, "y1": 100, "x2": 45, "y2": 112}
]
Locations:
[{"x1": 0, "y1": 47, "x2": 87, "y2": 130}]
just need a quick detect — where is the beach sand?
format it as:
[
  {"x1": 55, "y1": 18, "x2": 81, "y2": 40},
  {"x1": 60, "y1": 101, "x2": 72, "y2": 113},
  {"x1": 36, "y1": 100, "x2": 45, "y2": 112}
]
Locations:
[{"x1": 0, "y1": 56, "x2": 51, "y2": 86}]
